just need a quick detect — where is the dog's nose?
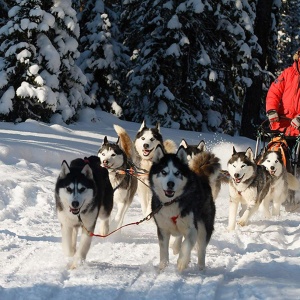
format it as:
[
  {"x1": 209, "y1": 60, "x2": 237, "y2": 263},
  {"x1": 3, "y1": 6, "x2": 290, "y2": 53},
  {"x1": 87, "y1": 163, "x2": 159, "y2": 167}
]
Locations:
[
  {"x1": 270, "y1": 166, "x2": 275, "y2": 170},
  {"x1": 143, "y1": 143, "x2": 149, "y2": 149},
  {"x1": 72, "y1": 201, "x2": 79, "y2": 208},
  {"x1": 234, "y1": 173, "x2": 240, "y2": 178},
  {"x1": 167, "y1": 181, "x2": 174, "y2": 188}
]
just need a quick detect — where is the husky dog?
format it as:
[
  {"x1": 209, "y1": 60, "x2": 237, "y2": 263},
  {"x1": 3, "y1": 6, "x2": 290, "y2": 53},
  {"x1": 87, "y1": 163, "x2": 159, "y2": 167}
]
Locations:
[
  {"x1": 98, "y1": 125, "x2": 138, "y2": 231},
  {"x1": 149, "y1": 145, "x2": 215, "y2": 271},
  {"x1": 134, "y1": 120, "x2": 176, "y2": 216},
  {"x1": 259, "y1": 150, "x2": 299, "y2": 216},
  {"x1": 55, "y1": 156, "x2": 113, "y2": 269},
  {"x1": 180, "y1": 139, "x2": 223, "y2": 201},
  {"x1": 227, "y1": 147, "x2": 272, "y2": 231}
]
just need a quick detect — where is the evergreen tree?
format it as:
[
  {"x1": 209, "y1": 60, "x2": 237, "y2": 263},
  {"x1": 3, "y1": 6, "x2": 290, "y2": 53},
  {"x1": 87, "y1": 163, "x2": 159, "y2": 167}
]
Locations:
[
  {"x1": 0, "y1": 0, "x2": 58, "y2": 122},
  {"x1": 50, "y1": 0, "x2": 91, "y2": 123},
  {"x1": 121, "y1": 0, "x2": 262, "y2": 134},
  {"x1": 77, "y1": 0, "x2": 127, "y2": 118}
]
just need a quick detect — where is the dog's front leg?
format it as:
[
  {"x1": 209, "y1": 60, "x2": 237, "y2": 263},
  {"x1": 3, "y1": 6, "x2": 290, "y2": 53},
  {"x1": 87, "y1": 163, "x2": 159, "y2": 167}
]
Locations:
[
  {"x1": 227, "y1": 198, "x2": 239, "y2": 231},
  {"x1": 157, "y1": 227, "x2": 170, "y2": 270},
  {"x1": 69, "y1": 230, "x2": 93, "y2": 269},
  {"x1": 238, "y1": 200, "x2": 259, "y2": 226},
  {"x1": 61, "y1": 225, "x2": 76, "y2": 257},
  {"x1": 177, "y1": 228, "x2": 197, "y2": 272}
]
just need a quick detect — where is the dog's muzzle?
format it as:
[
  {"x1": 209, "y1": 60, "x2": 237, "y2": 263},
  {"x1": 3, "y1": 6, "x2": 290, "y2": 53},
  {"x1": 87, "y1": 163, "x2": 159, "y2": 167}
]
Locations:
[
  {"x1": 164, "y1": 189, "x2": 175, "y2": 198},
  {"x1": 234, "y1": 173, "x2": 244, "y2": 184},
  {"x1": 69, "y1": 201, "x2": 81, "y2": 215},
  {"x1": 142, "y1": 148, "x2": 153, "y2": 156}
]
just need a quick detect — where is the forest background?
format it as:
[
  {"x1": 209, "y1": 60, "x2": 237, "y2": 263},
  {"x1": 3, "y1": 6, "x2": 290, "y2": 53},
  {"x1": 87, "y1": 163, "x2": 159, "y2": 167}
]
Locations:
[{"x1": 0, "y1": 0, "x2": 299, "y2": 139}]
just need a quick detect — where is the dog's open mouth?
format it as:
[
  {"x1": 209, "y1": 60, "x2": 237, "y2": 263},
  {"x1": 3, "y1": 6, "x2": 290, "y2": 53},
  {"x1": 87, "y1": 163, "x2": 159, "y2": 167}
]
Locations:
[
  {"x1": 234, "y1": 174, "x2": 244, "y2": 184},
  {"x1": 142, "y1": 149, "x2": 153, "y2": 156},
  {"x1": 269, "y1": 169, "x2": 276, "y2": 175},
  {"x1": 69, "y1": 207, "x2": 80, "y2": 215},
  {"x1": 164, "y1": 189, "x2": 175, "y2": 198}
]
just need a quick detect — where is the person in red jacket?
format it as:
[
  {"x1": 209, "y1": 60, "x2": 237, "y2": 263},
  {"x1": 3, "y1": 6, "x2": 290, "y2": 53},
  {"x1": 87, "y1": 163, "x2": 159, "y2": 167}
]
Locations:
[{"x1": 266, "y1": 49, "x2": 300, "y2": 136}]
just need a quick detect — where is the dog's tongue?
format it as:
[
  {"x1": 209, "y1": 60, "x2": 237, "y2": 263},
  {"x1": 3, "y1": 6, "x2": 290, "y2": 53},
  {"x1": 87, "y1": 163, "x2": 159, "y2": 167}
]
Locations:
[
  {"x1": 164, "y1": 190, "x2": 175, "y2": 198},
  {"x1": 235, "y1": 178, "x2": 241, "y2": 183},
  {"x1": 69, "y1": 207, "x2": 80, "y2": 215},
  {"x1": 143, "y1": 150, "x2": 151, "y2": 156}
]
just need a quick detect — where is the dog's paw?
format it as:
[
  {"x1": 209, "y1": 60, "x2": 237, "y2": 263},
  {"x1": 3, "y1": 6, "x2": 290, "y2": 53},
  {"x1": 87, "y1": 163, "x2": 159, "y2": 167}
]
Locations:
[
  {"x1": 237, "y1": 219, "x2": 247, "y2": 227},
  {"x1": 177, "y1": 257, "x2": 189, "y2": 272},
  {"x1": 159, "y1": 260, "x2": 168, "y2": 270}
]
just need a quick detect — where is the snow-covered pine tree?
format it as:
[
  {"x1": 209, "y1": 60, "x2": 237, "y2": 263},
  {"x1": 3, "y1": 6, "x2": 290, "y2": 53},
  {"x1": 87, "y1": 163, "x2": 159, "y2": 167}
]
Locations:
[
  {"x1": 50, "y1": 0, "x2": 91, "y2": 123},
  {"x1": 121, "y1": 0, "x2": 262, "y2": 133},
  {"x1": 0, "y1": 0, "x2": 59, "y2": 122},
  {"x1": 77, "y1": 0, "x2": 127, "y2": 118}
]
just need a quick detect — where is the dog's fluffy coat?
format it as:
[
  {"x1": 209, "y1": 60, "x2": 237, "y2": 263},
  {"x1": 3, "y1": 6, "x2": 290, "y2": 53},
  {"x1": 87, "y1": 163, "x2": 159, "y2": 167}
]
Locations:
[
  {"x1": 149, "y1": 145, "x2": 215, "y2": 271},
  {"x1": 55, "y1": 156, "x2": 113, "y2": 269},
  {"x1": 98, "y1": 125, "x2": 137, "y2": 231},
  {"x1": 134, "y1": 120, "x2": 176, "y2": 216},
  {"x1": 227, "y1": 147, "x2": 272, "y2": 231}
]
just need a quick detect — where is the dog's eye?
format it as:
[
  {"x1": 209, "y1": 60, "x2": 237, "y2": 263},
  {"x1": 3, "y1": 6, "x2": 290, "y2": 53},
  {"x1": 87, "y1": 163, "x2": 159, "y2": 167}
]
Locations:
[
  {"x1": 111, "y1": 154, "x2": 116, "y2": 157},
  {"x1": 161, "y1": 170, "x2": 167, "y2": 176},
  {"x1": 141, "y1": 137, "x2": 145, "y2": 140},
  {"x1": 66, "y1": 187, "x2": 73, "y2": 193},
  {"x1": 241, "y1": 164, "x2": 246, "y2": 168},
  {"x1": 79, "y1": 187, "x2": 86, "y2": 193},
  {"x1": 150, "y1": 138, "x2": 155, "y2": 141},
  {"x1": 174, "y1": 171, "x2": 180, "y2": 177}
]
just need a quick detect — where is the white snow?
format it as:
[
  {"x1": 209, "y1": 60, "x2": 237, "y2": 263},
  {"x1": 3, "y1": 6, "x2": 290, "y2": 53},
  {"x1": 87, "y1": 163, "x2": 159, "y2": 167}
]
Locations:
[{"x1": 0, "y1": 110, "x2": 300, "y2": 300}]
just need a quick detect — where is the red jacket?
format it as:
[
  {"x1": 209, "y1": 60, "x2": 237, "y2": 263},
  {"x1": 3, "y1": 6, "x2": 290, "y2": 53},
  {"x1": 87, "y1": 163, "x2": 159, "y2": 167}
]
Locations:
[{"x1": 266, "y1": 60, "x2": 300, "y2": 136}]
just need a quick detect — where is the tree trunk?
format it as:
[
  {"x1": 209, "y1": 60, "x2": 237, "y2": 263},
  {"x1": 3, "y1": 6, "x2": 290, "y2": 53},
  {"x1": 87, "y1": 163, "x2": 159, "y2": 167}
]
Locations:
[{"x1": 240, "y1": 0, "x2": 274, "y2": 139}]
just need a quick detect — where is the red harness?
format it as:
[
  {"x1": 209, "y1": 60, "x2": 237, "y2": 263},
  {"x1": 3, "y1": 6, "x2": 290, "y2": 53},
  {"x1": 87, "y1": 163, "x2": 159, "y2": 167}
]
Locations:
[{"x1": 171, "y1": 215, "x2": 179, "y2": 224}]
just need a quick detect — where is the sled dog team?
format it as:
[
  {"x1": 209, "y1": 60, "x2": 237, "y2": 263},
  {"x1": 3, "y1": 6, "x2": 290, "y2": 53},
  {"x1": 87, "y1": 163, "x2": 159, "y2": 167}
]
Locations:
[{"x1": 55, "y1": 121, "x2": 300, "y2": 270}]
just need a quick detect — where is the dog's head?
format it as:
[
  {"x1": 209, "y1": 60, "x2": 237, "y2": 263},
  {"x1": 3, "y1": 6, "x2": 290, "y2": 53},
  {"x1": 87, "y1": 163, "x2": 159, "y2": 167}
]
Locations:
[
  {"x1": 227, "y1": 146, "x2": 256, "y2": 184},
  {"x1": 98, "y1": 136, "x2": 126, "y2": 171},
  {"x1": 56, "y1": 160, "x2": 95, "y2": 215},
  {"x1": 134, "y1": 120, "x2": 163, "y2": 160},
  {"x1": 260, "y1": 150, "x2": 283, "y2": 177},
  {"x1": 179, "y1": 139, "x2": 206, "y2": 161},
  {"x1": 149, "y1": 145, "x2": 190, "y2": 202}
]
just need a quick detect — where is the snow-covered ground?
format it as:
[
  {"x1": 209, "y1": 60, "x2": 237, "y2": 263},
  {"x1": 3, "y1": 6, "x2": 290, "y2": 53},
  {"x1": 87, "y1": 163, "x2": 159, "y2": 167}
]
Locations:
[{"x1": 0, "y1": 111, "x2": 299, "y2": 300}]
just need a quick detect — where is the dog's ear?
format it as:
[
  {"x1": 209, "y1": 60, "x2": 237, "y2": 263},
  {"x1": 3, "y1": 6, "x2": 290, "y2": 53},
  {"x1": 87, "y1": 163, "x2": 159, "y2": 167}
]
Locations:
[
  {"x1": 59, "y1": 160, "x2": 70, "y2": 178},
  {"x1": 245, "y1": 147, "x2": 254, "y2": 162},
  {"x1": 81, "y1": 164, "x2": 93, "y2": 180},
  {"x1": 176, "y1": 145, "x2": 188, "y2": 165},
  {"x1": 116, "y1": 136, "x2": 120, "y2": 146},
  {"x1": 233, "y1": 146, "x2": 237, "y2": 154},
  {"x1": 180, "y1": 139, "x2": 188, "y2": 148},
  {"x1": 197, "y1": 140, "x2": 206, "y2": 152},
  {"x1": 103, "y1": 136, "x2": 109, "y2": 145},
  {"x1": 138, "y1": 120, "x2": 146, "y2": 132},
  {"x1": 155, "y1": 122, "x2": 160, "y2": 132},
  {"x1": 152, "y1": 144, "x2": 165, "y2": 163}
]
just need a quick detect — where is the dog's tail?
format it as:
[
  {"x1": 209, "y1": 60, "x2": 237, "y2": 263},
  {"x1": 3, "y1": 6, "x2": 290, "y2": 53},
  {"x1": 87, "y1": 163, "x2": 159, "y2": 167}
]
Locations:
[
  {"x1": 113, "y1": 124, "x2": 135, "y2": 160},
  {"x1": 163, "y1": 139, "x2": 177, "y2": 153},
  {"x1": 287, "y1": 172, "x2": 300, "y2": 191}
]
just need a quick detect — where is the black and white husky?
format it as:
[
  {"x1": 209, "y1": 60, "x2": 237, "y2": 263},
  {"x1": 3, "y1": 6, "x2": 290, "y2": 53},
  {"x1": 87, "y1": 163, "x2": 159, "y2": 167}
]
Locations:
[
  {"x1": 227, "y1": 147, "x2": 272, "y2": 231},
  {"x1": 134, "y1": 120, "x2": 176, "y2": 216},
  {"x1": 149, "y1": 145, "x2": 215, "y2": 271},
  {"x1": 259, "y1": 150, "x2": 299, "y2": 216},
  {"x1": 55, "y1": 156, "x2": 113, "y2": 269},
  {"x1": 180, "y1": 139, "x2": 223, "y2": 201},
  {"x1": 98, "y1": 125, "x2": 138, "y2": 231}
]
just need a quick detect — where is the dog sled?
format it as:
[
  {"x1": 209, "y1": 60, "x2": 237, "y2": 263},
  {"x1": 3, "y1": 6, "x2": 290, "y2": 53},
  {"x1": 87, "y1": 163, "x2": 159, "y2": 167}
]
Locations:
[{"x1": 254, "y1": 118, "x2": 300, "y2": 208}]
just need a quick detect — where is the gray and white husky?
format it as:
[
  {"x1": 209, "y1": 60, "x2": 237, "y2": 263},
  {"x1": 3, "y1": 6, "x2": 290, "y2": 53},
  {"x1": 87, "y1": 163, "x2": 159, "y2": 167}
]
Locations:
[
  {"x1": 259, "y1": 150, "x2": 299, "y2": 216},
  {"x1": 180, "y1": 139, "x2": 223, "y2": 201},
  {"x1": 55, "y1": 156, "x2": 113, "y2": 269},
  {"x1": 134, "y1": 120, "x2": 176, "y2": 216},
  {"x1": 227, "y1": 147, "x2": 272, "y2": 231},
  {"x1": 149, "y1": 145, "x2": 215, "y2": 271},
  {"x1": 98, "y1": 125, "x2": 138, "y2": 231}
]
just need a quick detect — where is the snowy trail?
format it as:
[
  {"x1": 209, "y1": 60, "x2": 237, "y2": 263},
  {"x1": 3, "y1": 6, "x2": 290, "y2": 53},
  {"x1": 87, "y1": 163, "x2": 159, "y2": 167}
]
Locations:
[{"x1": 0, "y1": 117, "x2": 300, "y2": 300}]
